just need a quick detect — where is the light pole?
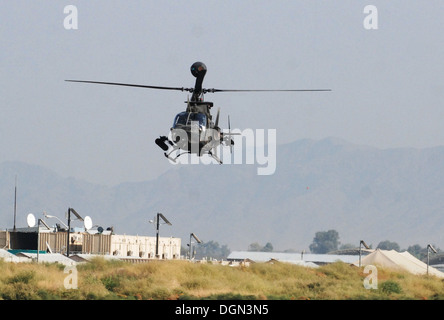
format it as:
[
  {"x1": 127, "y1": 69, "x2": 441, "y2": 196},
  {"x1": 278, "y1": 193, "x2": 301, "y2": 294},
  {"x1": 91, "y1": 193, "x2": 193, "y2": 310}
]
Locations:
[
  {"x1": 359, "y1": 240, "x2": 370, "y2": 267},
  {"x1": 36, "y1": 219, "x2": 50, "y2": 262},
  {"x1": 43, "y1": 211, "x2": 69, "y2": 230},
  {"x1": 149, "y1": 213, "x2": 172, "y2": 259},
  {"x1": 188, "y1": 233, "x2": 202, "y2": 261},
  {"x1": 66, "y1": 208, "x2": 93, "y2": 257},
  {"x1": 427, "y1": 244, "x2": 437, "y2": 275},
  {"x1": 26, "y1": 213, "x2": 50, "y2": 263}
]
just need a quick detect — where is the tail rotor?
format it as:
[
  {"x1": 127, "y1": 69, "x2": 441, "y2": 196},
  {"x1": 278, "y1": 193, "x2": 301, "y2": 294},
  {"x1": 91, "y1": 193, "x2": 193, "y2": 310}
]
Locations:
[
  {"x1": 215, "y1": 107, "x2": 220, "y2": 129},
  {"x1": 228, "y1": 115, "x2": 233, "y2": 154},
  {"x1": 221, "y1": 114, "x2": 238, "y2": 154}
]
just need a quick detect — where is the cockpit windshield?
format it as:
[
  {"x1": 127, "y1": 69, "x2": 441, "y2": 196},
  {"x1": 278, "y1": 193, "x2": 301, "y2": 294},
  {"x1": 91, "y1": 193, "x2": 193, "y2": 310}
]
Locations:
[{"x1": 173, "y1": 112, "x2": 207, "y2": 128}]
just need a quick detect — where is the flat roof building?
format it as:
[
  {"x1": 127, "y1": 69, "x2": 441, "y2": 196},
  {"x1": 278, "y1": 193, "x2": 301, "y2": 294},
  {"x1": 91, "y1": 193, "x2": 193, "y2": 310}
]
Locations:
[{"x1": 0, "y1": 229, "x2": 181, "y2": 260}]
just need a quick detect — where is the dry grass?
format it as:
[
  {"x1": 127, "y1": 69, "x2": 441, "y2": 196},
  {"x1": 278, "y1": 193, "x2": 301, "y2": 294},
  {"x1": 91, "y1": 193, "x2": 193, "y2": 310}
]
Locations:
[{"x1": 1, "y1": 258, "x2": 444, "y2": 300}]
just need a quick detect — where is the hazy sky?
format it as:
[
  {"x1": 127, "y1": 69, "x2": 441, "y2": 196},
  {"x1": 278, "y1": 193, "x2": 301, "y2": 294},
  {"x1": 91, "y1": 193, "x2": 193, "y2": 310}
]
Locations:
[{"x1": 1, "y1": 1, "x2": 443, "y2": 186}]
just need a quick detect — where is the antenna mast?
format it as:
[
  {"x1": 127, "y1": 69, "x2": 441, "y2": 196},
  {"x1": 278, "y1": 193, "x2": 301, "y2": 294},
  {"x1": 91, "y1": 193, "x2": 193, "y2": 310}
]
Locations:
[{"x1": 13, "y1": 175, "x2": 17, "y2": 232}]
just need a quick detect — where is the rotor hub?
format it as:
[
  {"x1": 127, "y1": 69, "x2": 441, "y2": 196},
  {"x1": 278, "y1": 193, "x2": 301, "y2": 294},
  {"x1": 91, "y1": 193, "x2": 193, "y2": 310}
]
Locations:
[{"x1": 191, "y1": 62, "x2": 207, "y2": 78}]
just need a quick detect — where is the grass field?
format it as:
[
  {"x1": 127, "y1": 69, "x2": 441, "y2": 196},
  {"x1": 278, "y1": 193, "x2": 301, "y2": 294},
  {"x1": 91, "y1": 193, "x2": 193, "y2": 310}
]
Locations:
[{"x1": 1, "y1": 258, "x2": 443, "y2": 300}]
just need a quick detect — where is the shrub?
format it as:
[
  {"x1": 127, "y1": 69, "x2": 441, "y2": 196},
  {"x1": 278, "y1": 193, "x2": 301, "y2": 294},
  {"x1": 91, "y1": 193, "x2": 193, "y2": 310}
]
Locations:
[
  {"x1": 101, "y1": 275, "x2": 121, "y2": 292},
  {"x1": 7, "y1": 270, "x2": 36, "y2": 284},
  {"x1": 380, "y1": 280, "x2": 402, "y2": 295}
]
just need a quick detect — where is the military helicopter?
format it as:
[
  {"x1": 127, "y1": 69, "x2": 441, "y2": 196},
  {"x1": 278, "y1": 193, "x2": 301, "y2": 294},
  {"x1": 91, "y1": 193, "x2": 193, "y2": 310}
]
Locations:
[{"x1": 66, "y1": 62, "x2": 330, "y2": 163}]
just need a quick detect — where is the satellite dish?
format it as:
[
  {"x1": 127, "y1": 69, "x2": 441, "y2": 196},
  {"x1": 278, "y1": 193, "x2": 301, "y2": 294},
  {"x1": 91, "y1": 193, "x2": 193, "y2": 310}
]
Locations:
[
  {"x1": 27, "y1": 213, "x2": 36, "y2": 228},
  {"x1": 83, "y1": 216, "x2": 93, "y2": 230}
]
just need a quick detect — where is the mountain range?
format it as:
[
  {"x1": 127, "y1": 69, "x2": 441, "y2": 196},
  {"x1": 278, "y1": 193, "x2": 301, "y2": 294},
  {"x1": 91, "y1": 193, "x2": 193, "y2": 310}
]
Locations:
[{"x1": 1, "y1": 137, "x2": 443, "y2": 252}]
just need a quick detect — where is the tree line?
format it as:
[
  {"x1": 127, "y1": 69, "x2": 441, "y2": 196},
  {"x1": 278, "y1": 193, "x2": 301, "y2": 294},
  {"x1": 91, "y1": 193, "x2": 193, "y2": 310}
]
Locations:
[
  {"x1": 181, "y1": 240, "x2": 230, "y2": 260},
  {"x1": 180, "y1": 229, "x2": 440, "y2": 261},
  {"x1": 309, "y1": 229, "x2": 441, "y2": 260}
]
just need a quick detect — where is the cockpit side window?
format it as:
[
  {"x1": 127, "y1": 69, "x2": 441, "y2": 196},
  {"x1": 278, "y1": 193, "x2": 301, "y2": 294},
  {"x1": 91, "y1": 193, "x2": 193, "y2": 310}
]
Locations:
[{"x1": 173, "y1": 112, "x2": 188, "y2": 128}]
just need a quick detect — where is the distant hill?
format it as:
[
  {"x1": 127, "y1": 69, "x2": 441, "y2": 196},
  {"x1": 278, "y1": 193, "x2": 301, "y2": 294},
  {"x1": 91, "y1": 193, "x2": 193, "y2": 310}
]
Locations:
[{"x1": 1, "y1": 137, "x2": 443, "y2": 252}]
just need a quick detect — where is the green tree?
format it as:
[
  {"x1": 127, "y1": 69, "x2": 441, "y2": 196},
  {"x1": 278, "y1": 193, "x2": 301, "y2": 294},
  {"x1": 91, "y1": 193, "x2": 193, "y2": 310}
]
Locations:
[
  {"x1": 377, "y1": 240, "x2": 400, "y2": 251},
  {"x1": 194, "y1": 240, "x2": 230, "y2": 260},
  {"x1": 407, "y1": 244, "x2": 424, "y2": 260},
  {"x1": 339, "y1": 243, "x2": 356, "y2": 250},
  {"x1": 309, "y1": 230, "x2": 340, "y2": 254},
  {"x1": 263, "y1": 242, "x2": 273, "y2": 252},
  {"x1": 248, "y1": 242, "x2": 262, "y2": 252},
  {"x1": 407, "y1": 244, "x2": 441, "y2": 261},
  {"x1": 248, "y1": 242, "x2": 274, "y2": 252}
]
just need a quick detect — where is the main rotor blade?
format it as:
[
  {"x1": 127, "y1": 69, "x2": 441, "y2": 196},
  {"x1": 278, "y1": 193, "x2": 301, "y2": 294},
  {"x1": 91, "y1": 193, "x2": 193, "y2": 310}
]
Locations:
[
  {"x1": 65, "y1": 80, "x2": 331, "y2": 94},
  {"x1": 65, "y1": 80, "x2": 194, "y2": 92},
  {"x1": 204, "y1": 88, "x2": 331, "y2": 93}
]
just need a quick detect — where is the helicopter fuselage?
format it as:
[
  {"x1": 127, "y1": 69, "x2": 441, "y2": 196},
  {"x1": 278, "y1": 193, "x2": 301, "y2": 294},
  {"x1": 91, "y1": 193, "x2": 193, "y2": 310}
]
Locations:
[
  {"x1": 159, "y1": 101, "x2": 220, "y2": 154},
  {"x1": 170, "y1": 119, "x2": 221, "y2": 154}
]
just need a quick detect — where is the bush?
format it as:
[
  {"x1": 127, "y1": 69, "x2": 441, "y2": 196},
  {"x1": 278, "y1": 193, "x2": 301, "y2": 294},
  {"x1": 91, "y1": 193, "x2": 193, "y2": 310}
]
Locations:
[
  {"x1": 380, "y1": 280, "x2": 402, "y2": 295},
  {"x1": 1, "y1": 282, "x2": 39, "y2": 300},
  {"x1": 101, "y1": 275, "x2": 121, "y2": 292},
  {"x1": 7, "y1": 270, "x2": 36, "y2": 284}
]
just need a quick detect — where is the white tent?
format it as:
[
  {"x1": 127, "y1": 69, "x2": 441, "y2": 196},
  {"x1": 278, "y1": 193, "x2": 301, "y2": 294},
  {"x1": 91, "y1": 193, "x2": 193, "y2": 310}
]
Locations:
[{"x1": 354, "y1": 249, "x2": 444, "y2": 278}]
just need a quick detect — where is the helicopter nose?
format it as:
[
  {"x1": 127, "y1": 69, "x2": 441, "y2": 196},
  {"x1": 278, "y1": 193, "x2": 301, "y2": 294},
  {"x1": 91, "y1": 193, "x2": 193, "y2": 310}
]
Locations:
[{"x1": 191, "y1": 62, "x2": 207, "y2": 78}]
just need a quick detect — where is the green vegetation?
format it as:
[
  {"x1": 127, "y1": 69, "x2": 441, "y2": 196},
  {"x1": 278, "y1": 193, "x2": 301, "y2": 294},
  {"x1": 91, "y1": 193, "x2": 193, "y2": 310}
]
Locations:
[
  {"x1": 309, "y1": 230, "x2": 441, "y2": 260},
  {"x1": 248, "y1": 242, "x2": 274, "y2": 252},
  {"x1": 309, "y1": 230, "x2": 340, "y2": 253},
  {"x1": 377, "y1": 240, "x2": 401, "y2": 251},
  {"x1": 1, "y1": 258, "x2": 444, "y2": 300},
  {"x1": 193, "y1": 240, "x2": 231, "y2": 260}
]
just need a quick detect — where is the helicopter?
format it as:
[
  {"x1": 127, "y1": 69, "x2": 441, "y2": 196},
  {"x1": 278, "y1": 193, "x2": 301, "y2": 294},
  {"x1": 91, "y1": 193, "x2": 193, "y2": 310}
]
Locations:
[{"x1": 66, "y1": 62, "x2": 330, "y2": 164}]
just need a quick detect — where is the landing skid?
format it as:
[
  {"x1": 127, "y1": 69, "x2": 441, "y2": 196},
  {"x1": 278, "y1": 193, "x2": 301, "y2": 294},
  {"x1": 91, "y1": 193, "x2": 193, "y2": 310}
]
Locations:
[
  {"x1": 208, "y1": 150, "x2": 222, "y2": 164},
  {"x1": 155, "y1": 135, "x2": 223, "y2": 164},
  {"x1": 164, "y1": 149, "x2": 189, "y2": 163}
]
